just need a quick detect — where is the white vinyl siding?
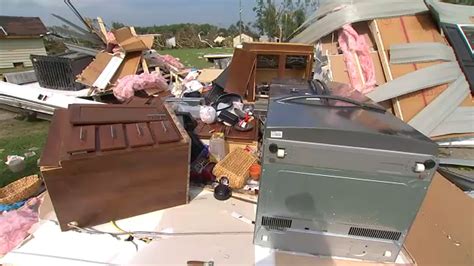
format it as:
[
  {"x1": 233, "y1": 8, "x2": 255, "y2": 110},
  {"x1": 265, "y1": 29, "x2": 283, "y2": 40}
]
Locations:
[{"x1": 0, "y1": 38, "x2": 47, "y2": 69}]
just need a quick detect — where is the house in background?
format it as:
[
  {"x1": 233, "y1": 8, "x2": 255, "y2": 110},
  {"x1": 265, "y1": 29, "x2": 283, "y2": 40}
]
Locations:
[
  {"x1": 0, "y1": 16, "x2": 47, "y2": 70},
  {"x1": 233, "y1": 33, "x2": 253, "y2": 48}
]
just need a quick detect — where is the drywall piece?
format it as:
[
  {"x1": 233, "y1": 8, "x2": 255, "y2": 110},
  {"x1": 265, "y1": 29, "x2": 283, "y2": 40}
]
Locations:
[
  {"x1": 390, "y1": 42, "x2": 456, "y2": 64},
  {"x1": 425, "y1": 0, "x2": 474, "y2": 24},
  {"x1": 92, "y1": 54, "x2": 124, "y2": 90},
  {"x1": 366, "y1": 62, "x2": 461, "y2": 102},
  {"x1": 431, "y1": 107, "x2": 474, "y2": 137},
  {"x1": 291, "y1": 0, "x2": 428, "y2": 44},
  {"x1": 408, "y1": 75, "x2": 469, "y2": 136}
]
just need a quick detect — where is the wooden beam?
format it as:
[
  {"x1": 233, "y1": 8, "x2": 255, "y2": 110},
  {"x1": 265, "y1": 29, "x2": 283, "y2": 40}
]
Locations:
[
  {"x1": 96, "y1": 17, "x2": 108, "y2": 43},
  {"x1": 369, "y1": 20, "x2": 404, "y2": 120},
  {"x1": 141, "y1": 58, "x2": 150, "y2": 74}
]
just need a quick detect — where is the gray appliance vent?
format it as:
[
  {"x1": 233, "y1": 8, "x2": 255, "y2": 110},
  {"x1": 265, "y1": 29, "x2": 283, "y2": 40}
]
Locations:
[
  {"x1": 348, "y1": 227, "x2": 402, "y2": 241},
  {"x1": 261, "y1": 216, "x2": 292, "y2": 229}
]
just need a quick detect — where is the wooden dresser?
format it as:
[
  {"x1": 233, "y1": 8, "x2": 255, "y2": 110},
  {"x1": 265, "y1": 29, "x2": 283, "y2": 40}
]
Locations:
[{"x1": 39, "y1": 102, "x2": 190, "y2": 231}]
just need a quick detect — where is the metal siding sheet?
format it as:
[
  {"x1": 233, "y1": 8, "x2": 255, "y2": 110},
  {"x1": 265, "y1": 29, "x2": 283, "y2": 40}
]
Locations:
[
  {"x1": 408, "y1": 75, "x2": 470, "y2": 136},
  {"x1": 431, "y1": 107, "x2": 474, "y2": 137},
  {"x1": 366, "y1": 62, "x2": 461, "y2": 103},
  {"x1": 389, "y1": 42, "x2": 456, "y2": 64},
  {"x1": 425, "y1": 0, "x2": 474, "y2": 25},
  {"x1": 291, "y1": 0, "x2": 428, "y2": 44}
]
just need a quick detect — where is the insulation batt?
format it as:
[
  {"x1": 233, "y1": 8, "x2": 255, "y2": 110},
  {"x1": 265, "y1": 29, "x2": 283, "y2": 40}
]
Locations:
[
  {"x1": 0, "y1": 197, "x2": 41, "y2": 255},
  {"x1": 338, "y1": 24, "x2": 376, "y2": 94},
  {"x1": 113, "y1": 71, "x2": 168, "y2": 101}
]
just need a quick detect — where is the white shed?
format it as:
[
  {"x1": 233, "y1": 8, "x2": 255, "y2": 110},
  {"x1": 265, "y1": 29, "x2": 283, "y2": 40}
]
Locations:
[
  {"x1": 233, "y1": 33, "x2": 253, "y2": 47},
  {"x1": 0, "y1": 16, "x2": 47, "y2": 70}
]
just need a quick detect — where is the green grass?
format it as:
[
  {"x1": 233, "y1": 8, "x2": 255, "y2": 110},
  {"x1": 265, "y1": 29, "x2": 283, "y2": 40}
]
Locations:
[
  {"x1": 160, "y1": 47, "x2": 234, "y2": 69},
  {"x1": 0, "y1": 118, "x2": 50, "y2": 187}
]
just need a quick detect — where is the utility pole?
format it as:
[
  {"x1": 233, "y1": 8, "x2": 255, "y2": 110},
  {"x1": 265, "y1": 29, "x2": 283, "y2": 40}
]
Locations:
[{"x1": 239, "y1": 0, "x2": 243, "y2": 43}]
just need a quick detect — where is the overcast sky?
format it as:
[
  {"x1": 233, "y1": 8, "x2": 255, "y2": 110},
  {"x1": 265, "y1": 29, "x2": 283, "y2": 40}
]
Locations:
[{"x1": 0, "y1": 0, "x2": 257, "y2": 28}]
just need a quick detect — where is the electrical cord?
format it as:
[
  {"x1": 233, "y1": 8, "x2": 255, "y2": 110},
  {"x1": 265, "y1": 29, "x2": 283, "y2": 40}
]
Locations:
[{"x1": 66, "y1": 222, "x2": 253, "y2": 238}]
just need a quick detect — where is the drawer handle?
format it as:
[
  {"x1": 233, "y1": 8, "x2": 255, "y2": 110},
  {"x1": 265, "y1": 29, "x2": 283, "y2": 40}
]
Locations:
[{"x1": 136, "y1": 124, "x2": 143, "y2": 136}]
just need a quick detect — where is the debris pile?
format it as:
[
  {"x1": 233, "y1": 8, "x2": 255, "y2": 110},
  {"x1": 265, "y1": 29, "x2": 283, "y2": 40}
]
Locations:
[{"x1": 0, "y1": 0, "x2": 473, "y2": 265}]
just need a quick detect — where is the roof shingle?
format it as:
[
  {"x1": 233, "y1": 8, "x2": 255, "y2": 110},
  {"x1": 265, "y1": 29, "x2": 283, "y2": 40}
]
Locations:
[{"x1": 0, "y1": 16, "x2": 47, "y2": 37}]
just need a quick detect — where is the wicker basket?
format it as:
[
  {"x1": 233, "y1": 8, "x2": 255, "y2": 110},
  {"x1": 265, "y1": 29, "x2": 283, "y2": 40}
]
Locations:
[
  {"x1": 212, "y1": 148, "x2": 257, "y2": 189},
  {"x1": 0, "y1": 175, "x2": 42, "y2": 205}
]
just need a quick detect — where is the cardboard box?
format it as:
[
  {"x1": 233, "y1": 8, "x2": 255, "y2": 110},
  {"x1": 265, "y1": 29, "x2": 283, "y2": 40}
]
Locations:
[{"x1": 112, "y1": 27, "x2": 154, "y2": 52}]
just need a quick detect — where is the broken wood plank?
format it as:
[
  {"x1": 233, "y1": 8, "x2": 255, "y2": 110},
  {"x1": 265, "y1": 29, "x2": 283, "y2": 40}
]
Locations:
[{"x1": 369, "y1": 20, "x2": 404, "y2": 120}]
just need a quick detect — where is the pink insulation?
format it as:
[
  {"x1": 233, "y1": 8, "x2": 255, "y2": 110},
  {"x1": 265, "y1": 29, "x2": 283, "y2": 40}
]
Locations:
[
  {"x1": 0, "y1": 197, "x2": 42, "y2": 255},
  {"x1": 113, "y1": 71, "x2": 168, "y2": 101},
  {"x1": 338, "y1": 24, "x2": 376, "y2": 94},
  {"x1": 144, "y1": 50, "x2": 185, "y2": 70}
]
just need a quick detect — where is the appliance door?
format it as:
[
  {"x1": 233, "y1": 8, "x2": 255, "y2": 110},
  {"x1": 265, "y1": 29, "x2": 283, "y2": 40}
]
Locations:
[{"x1": 254, "y1": 138, "x2": 436, "y2": 261}]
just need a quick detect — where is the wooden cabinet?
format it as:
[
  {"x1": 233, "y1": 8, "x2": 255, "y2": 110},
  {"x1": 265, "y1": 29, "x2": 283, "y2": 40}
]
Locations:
[
  {"x1": 225, "y1": 42, "x2": 314, "y2": 102},
  {"x1": 40, "y1": 102, "x2": 190, "y2": 231}
]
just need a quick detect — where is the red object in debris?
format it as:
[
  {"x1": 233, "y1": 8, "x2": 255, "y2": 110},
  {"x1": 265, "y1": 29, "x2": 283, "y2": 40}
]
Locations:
[{"x1": 249, "y1": 163, "x2": 261, "y2": 181}]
